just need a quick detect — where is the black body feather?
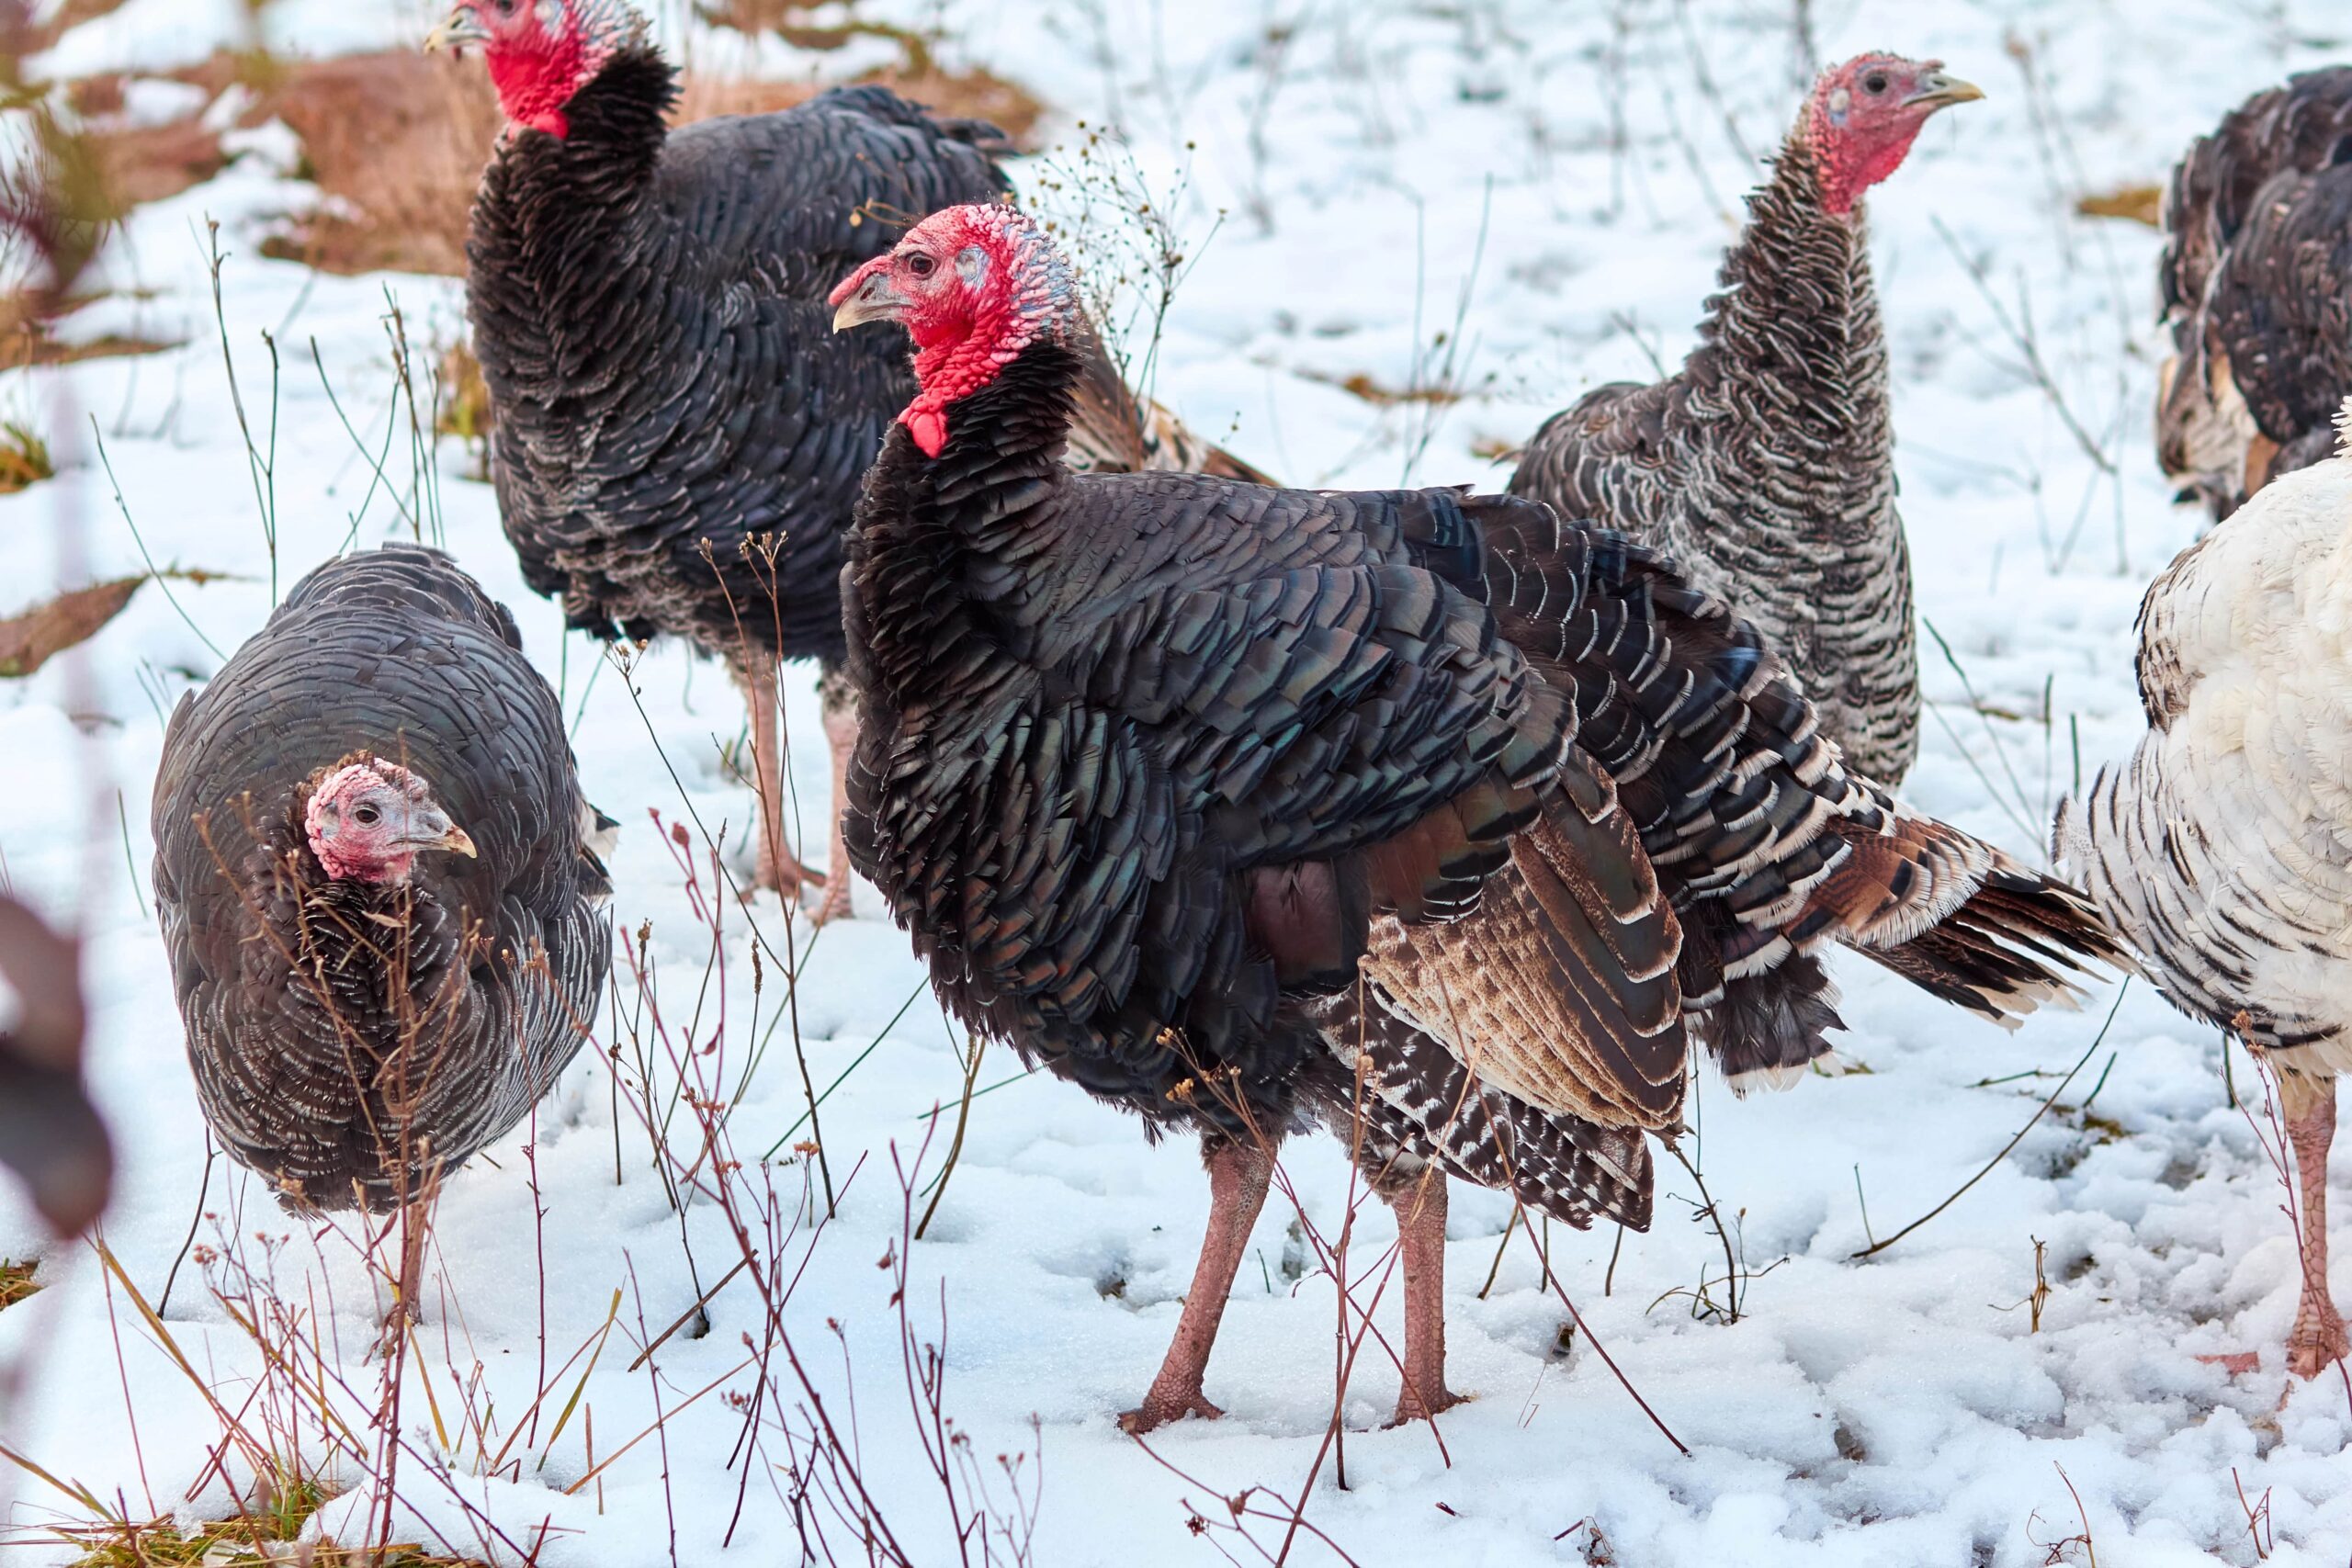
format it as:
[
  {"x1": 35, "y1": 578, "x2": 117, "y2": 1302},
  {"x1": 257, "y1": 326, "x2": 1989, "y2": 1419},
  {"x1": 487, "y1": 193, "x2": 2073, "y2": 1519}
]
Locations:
[
  {"x1": 468, "y1": 62, "x2": 1012, "y2": 660},
  {"x1": 845, "y1": 324, "x2": 2124, "y2": 1233}
]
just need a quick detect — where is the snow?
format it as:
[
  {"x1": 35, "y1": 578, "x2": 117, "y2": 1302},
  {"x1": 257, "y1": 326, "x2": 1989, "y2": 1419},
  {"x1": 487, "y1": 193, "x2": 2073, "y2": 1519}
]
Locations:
[{"x1": 3, "y1": 0, "x2": 2350, "y2": 1563}]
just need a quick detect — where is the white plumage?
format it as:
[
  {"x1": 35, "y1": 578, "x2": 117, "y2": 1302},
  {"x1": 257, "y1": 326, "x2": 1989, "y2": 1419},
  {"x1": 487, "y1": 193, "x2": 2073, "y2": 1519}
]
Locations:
[{"x1": 2056, "y1": 407, "x2": 2352, "y2": 1379}]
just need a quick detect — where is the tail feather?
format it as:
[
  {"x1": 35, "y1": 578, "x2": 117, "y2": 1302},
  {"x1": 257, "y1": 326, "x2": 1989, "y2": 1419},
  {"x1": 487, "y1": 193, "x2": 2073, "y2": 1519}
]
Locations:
[
  {"x1": 1854, "y1": 870, "x2": 2135, "y2": 1025},
  {"x1": 1692, "y1": 950, "x2": 1846, "y2": 1095},
  {"x1": 1304, "y1": 991, "x2": 1658, "y2": 1232}
]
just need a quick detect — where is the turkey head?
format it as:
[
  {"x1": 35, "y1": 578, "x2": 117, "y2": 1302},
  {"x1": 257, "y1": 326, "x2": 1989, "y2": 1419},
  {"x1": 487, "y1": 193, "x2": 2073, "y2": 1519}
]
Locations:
[
  {"x1": 425, "y1": 0, "x2": 650, "y2": 137},
  {"x1": 305, "y1": 759, "x2": 479, "y2": 886},
  {"x1": 831, "y1": 203, "x2": 1081, "y2": 456},
  {"x1": 1804, "y1": 53, "x2": 1983, "y2": 217}
]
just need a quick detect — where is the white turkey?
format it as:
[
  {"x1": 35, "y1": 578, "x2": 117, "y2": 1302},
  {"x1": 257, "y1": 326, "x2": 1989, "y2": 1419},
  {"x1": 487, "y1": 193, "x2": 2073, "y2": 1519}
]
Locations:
[{"x1": 2056, "y1": 405, "x2": 2352, "y2": 1380}]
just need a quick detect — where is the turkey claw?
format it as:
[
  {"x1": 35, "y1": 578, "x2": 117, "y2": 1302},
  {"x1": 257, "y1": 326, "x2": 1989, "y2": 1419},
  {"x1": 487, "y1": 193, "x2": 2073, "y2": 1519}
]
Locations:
[{"x1": 1118, "y1": 1393, "x2": 1225, "y2": 1435}]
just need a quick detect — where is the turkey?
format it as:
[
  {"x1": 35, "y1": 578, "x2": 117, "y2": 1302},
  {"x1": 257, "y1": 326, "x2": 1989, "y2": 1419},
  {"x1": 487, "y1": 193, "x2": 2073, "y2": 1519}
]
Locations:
[
  {"x1": 429, "y1": 0, "x2": 1263, "y2": 922},
  {"x1": 2155, "y1": 68, "x2": 2352, "y2": 522},
  {"x1": 0, "y1": 897, "x2": 111, "y2": 1237},
  {"x1": 153, "y1": 546, "x2": 611, "y2": 1329},
  {"x1": 831, "y1": 204, "x2": 2127, "y2": 1430},
  {"x1": 2056, "y1": 404, "x2": 2352, "y2": 1381},
  {"x1": 1510, "y1": 53, "x2": 1982, "y2": 787}
]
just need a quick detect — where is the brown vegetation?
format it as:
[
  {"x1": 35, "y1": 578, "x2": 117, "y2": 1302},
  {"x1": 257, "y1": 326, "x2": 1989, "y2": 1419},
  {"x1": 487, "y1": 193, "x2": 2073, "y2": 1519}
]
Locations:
[
  {"x1": 40, "y1": 0, "x2": 1046, "y2": 284},
  {"x1": 66, "y1": 43, "x2": 1043, "y2": 280},
  {"x1": 0, "y1": 576, "x2": 144, "y2": 674},
  {"x1": 0, "y1": 1258, "x2": 36, "y2": 1311},
  {"x1": 0, "y1": 421, "x2": 51, "y2": 493},
  {"x1": 2075, "y1": 184, "x2": 2163, "y2": 227}
]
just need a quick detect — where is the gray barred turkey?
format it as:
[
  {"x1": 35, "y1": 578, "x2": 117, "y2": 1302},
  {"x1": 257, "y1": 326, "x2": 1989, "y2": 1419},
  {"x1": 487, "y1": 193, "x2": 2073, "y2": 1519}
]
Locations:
[
  {"x1": 153, "y1": 547, "x2": 611, "y2": 1329},
  {"x1": 1510, "y1": 53, "x2": 1982, "y2": 787},
  {"x1": 2156, "y1": 68, "x2": 2352, "y2": 521},
  {"x1": 432, "y1": 0, "x2": 1263, "y2": 922},
  {"x1": 831, "y1": 205, "x2": 2126, "y2": 1431}
]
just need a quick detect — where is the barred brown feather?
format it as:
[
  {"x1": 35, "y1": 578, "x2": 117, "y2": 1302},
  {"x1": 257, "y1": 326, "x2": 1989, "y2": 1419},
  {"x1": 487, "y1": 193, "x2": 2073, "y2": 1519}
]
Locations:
[{"x1": 2157, "y1": 68, "x2": 2352, "y2": 520}]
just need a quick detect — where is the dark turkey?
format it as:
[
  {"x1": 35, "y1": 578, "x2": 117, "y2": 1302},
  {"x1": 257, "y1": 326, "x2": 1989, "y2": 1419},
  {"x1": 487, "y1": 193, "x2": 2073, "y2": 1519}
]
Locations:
[
  {"x1": 2156, "y1": 68, "x2": 2352, "y2": 521},
  {"x1": 153, "y1": 546, "x2": 611, "y2": 1220},
  {"x1": 1510, "y1": 54, "x2": 1981, "y2": 787},
  {"x1": 831, "y1": 205, "x2": 2127, "y2": 1431},
  {"x1": 436, "y1": 0, "x2": 1263, "y2": 920}
]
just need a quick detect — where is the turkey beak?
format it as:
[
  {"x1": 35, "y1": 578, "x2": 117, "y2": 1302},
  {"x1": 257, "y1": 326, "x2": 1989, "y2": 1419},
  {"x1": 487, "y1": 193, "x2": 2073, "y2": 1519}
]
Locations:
[
  {"x1": 424, "y1": 5, "x2": 489, "y2": 52},
  {"x1": 831, "y1": 262, "x2": 908, "y2": 333},
  {"x1": 406, "y1": 805, "x2": 478, "y2": 858},
  {"x1": 1906, "y1": 67, "x2": 1984, "y2": 112}
]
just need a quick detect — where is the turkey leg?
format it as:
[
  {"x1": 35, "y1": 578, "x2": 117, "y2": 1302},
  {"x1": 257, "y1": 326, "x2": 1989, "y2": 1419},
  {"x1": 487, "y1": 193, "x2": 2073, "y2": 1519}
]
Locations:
[
  {"x1": 1381, "y1": 1166, "x2": 1465, "y2": 1426},
  {"x1": 2285, "y1": 1084, "x2": 2348, "y2": 1380},
  {"x1": 735, "y1": 655, "x2": 823, "y2": 899},
  {"x1": 1119, "y1": 1137, "x2": 1274, "y2": 1434},
  {"x1": 811, "y1": 669, "x2": 858, "y2": 926},
  {"x1": 374, "y1": 1197, "x2": 429, "y2": 1360}
]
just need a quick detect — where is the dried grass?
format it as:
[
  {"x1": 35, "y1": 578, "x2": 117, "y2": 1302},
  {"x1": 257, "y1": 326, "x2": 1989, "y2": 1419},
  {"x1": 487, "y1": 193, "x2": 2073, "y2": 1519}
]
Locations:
[
  {"x1": 0, "y1": 576, "x2": 143, "y2": 675},
  {"x1": 0, "y1": 281, "x2": 179, "y2": 368},
  {"x1": 2075, "y1": 184, "x2": 2163, "y2": 227},
  {"x1": 45, "y1": 1, "x2": 1046, "y2": 282},
  {"x1": 52, "y1": 1485, "x2": 491, "y2": 1568},
  {"x1": 0, "y1": 419, "x2": 52, "y2": 492},
  {"x1": 0, "y1": 1258, "x2": 37, "y2": 1311},
  {"x1": 137, "y1": 46, "x2": 1046, "y2": 280}
]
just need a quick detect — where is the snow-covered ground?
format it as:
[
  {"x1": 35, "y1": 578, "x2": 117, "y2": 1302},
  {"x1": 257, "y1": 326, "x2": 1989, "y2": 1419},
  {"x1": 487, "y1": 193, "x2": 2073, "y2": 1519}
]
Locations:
[{"x1": 3, "y1": 0, "x2": 2350, "y2": 1562}]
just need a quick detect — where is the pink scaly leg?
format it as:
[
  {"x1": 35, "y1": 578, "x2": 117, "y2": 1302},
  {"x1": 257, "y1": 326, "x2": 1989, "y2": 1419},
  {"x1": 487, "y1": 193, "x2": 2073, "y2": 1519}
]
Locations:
[
  {"x1": 810, "y1": 671, "x2": 858, "y2": 926},
  {"x1": 735, "y1": 654, "x2": 822, "y2": 900},
  {"x1": 374, "y1": 1197, "x2": 430, "y2": 1361},
  {"x1": 2285, "y1": 1084, "x2": 2348, "y2": 1381},
  {"x1": 1383, "y1": 1166, "x2": 1466, "y2": 1427},
  {"x1": 1119, "y1": 1138, "x2": 1275, "y2": 1435}
]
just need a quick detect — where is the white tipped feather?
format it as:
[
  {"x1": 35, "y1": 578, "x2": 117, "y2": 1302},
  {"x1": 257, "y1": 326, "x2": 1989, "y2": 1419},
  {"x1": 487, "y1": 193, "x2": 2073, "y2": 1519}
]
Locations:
[{"x1": 2062, "y1": 428, "x2": 2352, "y2": 1086}]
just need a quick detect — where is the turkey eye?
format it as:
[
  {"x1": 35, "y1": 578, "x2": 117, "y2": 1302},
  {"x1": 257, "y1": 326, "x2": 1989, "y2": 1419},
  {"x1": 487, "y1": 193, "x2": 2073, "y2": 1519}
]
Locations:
[
  {"x1": 906, "y1": 254, "x2": 936, "y2": 277},
  {"x1": 1864, "y1": 73, "x2": 1888, "y2": 94},
  {"x1": 353, "y1": 806, "x2": 380, "y2": 826}
]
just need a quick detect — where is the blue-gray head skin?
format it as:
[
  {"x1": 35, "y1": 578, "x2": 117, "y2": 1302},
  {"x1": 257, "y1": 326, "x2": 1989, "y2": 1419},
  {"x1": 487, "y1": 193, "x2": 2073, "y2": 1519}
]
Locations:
[{"x1": 828, "y1": 203, "x2": 1082, "y2": 457}]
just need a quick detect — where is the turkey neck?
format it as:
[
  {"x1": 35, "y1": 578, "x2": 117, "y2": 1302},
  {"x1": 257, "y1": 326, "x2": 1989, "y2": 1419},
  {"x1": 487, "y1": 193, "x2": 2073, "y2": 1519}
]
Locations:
[
  {"x1": 850, "y1": 340, "x2": 1082, "y2": 706},
  {"x1": 1680, "y1": 130, "x2": 1894, "y2": 548},
  {"x1": 466, "y1": 48, "x2": 677, "y2": 413},
  {"x1": 256, "y1": 815, "x2": 470, "y2": 1064}
]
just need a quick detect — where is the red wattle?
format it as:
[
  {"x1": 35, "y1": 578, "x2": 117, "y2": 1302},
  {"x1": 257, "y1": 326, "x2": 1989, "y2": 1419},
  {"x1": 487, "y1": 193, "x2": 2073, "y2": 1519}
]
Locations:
[{"x1": 904, "y1": 406, "x2": 948, "y2": 457}]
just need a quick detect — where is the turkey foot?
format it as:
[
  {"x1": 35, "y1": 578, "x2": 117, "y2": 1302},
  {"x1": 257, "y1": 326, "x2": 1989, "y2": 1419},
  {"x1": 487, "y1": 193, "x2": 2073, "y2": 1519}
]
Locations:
[
  {"x1": 1119, "y1": 1137, "x2": 1274, "y2": 1436},
  {"x1": 1118, "y1": 1391, "x2": 1226, "y2": 1435},
  {"x1": 2284, "y1": 1090, "x2": 2346, "y2": 1381},
  {"x1": 373, "y1": 1199, "x2": 430, "y2": 1361},
  {"x1": 2285, "y1": 1302, "x2": 2349, "y2": 1381},
  {"x1": 1381, "y1": 1166, "x2": 1464, "y2": 1428}
]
